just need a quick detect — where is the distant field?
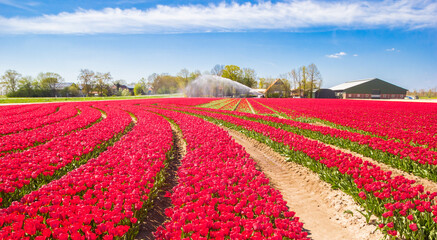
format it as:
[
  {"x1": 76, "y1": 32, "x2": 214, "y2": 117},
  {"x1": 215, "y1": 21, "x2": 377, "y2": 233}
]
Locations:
[{"x1": 0, "y1": 94, "x2": 183, "y2": 104}]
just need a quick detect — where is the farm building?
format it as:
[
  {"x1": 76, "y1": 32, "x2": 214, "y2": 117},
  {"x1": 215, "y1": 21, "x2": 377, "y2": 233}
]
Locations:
[
  {"x1": 264, "y1": 79, "x2": 290, "y2": 98},
  {"x1": 313, "y1": 88, "x2": 336, "y2": 98},
  {"x1": 329, "y1": 78, "x2": 408, "y2": 99}
]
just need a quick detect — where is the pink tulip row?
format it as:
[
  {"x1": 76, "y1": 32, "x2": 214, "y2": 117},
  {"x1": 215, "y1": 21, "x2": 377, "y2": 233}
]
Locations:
[
  {"x1": 0, "y1": 104, "x2": 47, "y2": 121},
  {"x1": 0, "y1": 105, "x2": 87, "y2": 155},
  {"x1": 0, "y1": 105, "x2": 173, "y2": 239},
  {"x1": 246, "y1": 99, "x2": 275, "y2": 114},
  {"x1": 0, "y1": 104, "x2": 60, "y2": 128},
  {"x1": 0, "y1": 105, "x2": 132, "y2": 207},
  {"x1": 0, "y1": 104, "x2": 77, "y2": 135},
  {"x1": 174, "y1": 107, "x2": 437, "y2": 239},
  {"x1": 256, "y1": 98, "x2": 437, "y2": 149},
  {"x1": 149, "y1": 108, "x2": 308, "y2": 240},
  {"x1": 235, "y1": 99, "x2": 253, "y2": 113}
]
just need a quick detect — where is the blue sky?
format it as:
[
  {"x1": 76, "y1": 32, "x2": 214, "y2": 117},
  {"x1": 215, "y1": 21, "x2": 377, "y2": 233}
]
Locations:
[{"x1": 0, "y1": 0, "x2": 436, "y2": 90}]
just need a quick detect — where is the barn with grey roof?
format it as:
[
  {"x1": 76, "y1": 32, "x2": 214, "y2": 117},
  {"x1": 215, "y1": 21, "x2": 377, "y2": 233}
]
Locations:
[{"x1": 329, "y1": 78, "x2": 408, "y2": 99}]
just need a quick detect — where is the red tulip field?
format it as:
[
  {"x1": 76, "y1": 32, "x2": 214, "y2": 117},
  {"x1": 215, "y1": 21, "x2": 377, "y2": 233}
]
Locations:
[{"x1": 0, "y1": 98, "x2": 436, "y2": 240}]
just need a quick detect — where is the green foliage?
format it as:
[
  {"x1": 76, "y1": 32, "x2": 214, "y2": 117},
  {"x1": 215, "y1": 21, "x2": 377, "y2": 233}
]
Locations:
[
  {"x1": 221, "y1": 65, "x2": 257, "y2": 88},
  {"x1": 134, "y1": 83, "x2": 144, "y2": 96},
  {"x1": 121, "y1": 89, "x2": 131, "y2": 96},
  {"x1": 1, "y1": 70, "x2": 21, "y2": 94}
]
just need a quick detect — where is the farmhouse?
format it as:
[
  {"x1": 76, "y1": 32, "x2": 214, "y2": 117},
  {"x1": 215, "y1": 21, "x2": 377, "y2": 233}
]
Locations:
[
  {"x1": 329, "y1": 78, "x2": 408, "y2": 99},
  {"x1": 264, "y1": 79, "x2": 290, "y2": 98}
]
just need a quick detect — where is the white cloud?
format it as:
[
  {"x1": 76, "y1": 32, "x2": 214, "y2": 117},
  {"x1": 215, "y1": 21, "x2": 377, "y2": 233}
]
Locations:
[
  {"x1": 327, "y1": 52, "x2": 347, "y2": 58},
  {"x1": 353, "y1": 54, "x2": 358, "y2": 57},
  {"x1": 386, "y1": 48, "x2": 400, "y2": 52},
  {"x1": 0, "y1": 0, "x2": 33, "y2": 10},
  {"x1": 0, "y1": 0, "x2": 436, "y2": 34}
]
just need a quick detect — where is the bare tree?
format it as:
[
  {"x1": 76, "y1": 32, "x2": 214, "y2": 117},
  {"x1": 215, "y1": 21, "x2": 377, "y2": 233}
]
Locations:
[
  {"x1": 211, "y1": 64, "x2": 224, "y2": 76},
  {"x1": 307, "y1": 63, "x2": 323, "y2": 96},
  {"x1": 290, "y1": 69, "x2": 302, "y2": 97},
  {"x1": 1, "y1": 70, "x2": 21, "y2": 94},
  {"x1": 94, "y1": 72, "x2": 112, "y2": 96},
  {"x1": 242, "y1": 68, "x2": 257, "y2": 88},
  {"x1": 78, "y1": 69, "x2": 95, "y2": 97},
  {"x1": 177, "y1": 68, "x2": 190, "y2": 88}
]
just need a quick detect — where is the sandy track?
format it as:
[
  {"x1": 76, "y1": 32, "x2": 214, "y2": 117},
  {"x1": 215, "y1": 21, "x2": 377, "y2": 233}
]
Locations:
[
  {"x1": 135, "y1": 124, "x2": 186, "y2": 240},
  {"x1": 225, "y1": 127, "x2": 382, "y2": 240}
]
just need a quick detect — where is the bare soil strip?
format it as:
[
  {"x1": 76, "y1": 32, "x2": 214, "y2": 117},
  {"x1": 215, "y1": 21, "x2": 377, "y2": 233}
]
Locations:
[
  {"x1": 135, "y1": 123, "x2": 185, "y2": 240},
  {"x1": 224, "y1": 127, "x2": 383, "y2": 240}
]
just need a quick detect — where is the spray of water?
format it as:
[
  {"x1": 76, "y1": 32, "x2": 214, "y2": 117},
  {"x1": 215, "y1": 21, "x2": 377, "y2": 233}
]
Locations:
[{"x1": 185, "y1": 75, "x2": 261, "y2": 97}]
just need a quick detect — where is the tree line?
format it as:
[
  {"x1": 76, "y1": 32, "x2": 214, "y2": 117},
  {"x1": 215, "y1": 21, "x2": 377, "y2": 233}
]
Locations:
[{"x1": 0, "y1": 63, "x2": 323, "y2": 98}]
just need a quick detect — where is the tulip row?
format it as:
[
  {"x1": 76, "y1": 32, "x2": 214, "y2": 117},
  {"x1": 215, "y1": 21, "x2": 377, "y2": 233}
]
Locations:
[
  {"x1": 0, "y1": 104, "x2": 57, "y2": 124},
  {"x1": 246, "y1": 99, "x2": 275, "y2": 114},
  {"x1": 184, "y1": 105, "x2": 437, "y2": 182},
  {"x1": 198, "y1": 98, "x2": 231, "y2": 109},
  {"x1": 0, "y1": 104, "x2": 40, "y2": 117},
  {"x1": 171, "y1": 107, "x2": 437, "y2": 239},
  {"x1": 148, "y1": 108, "x2": 308, "y2": 240},
  {"x1": 0, "y1": 104, "x2": 60, "y2": 129},
  {"x1": 0, "y1": 105, "x2": 86, "y2": 155},
  {"x1": 235, "y1": 99, "x2": 254, "y2": 113},
  {"x1": 0, "y1": 105, "x2": 174, "y2": 239},
  {"x1": 219, "y1": 99, "x2": 241, "y2": 111},
  {"x1": 0, "y1": 104, "x2": 77, "y2": 134},
  {"x1": 256, "y1": 99, "x2": 437, "y2": 149},
  {"x1": 0, "y1": 105, "x2": 132, "y2": 208}
]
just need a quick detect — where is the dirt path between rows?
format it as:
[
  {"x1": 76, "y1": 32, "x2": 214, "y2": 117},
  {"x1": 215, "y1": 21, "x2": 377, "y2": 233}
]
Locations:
[
  {"x1": 135, "y1": 123, "x2": 186, "y2": 240},
  {"x1": 224, "y1": 127, "x2": 383, "y2": 240}
]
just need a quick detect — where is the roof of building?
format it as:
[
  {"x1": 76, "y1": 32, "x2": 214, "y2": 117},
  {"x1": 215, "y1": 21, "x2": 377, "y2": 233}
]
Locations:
[
  {"x1": 55, "y1": 82, "x2": 75, "y2": 90},
  {"x1": 329, "y1": 78, "x2": 374, "y2": 91},
  {"x1": 265, "y1": 79, "x2": 284, "y2": 92}
]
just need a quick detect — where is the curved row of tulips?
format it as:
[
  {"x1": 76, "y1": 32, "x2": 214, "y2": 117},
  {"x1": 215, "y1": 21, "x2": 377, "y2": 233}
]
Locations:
[
  {"x1": 190, "y1": 105, "x2": 437, "y2": 182},
  {"x1": 173, "y1": 106, "x2": 437, "y2": 240},
  {"x1": 0, "y1": 105, "x2": 132, "y2": 208},
  {"x1": 148, "y1": 107, "x2": 309, "y2": 240},
  {"x1": 0, "y1": 104, "x2": 57, "y2": 124},
  {"x1": 0, "y1": 104, "x2": 40, "y2": 117},
  {"x1": 0, "y1": 105, "x2": 174, "y2": 239},
  {"x1": 0, "y1": 105, "x2": 82, "y2": 155},
  {"x1": 1, "y1": 105, "x2": 78, "y2": 138},
  {"x1": 0, "y1": 104, "x2": 64, "y2": 135},
  {"x1": 255, "y1": 99, "x2": 437, "y2": 149}
]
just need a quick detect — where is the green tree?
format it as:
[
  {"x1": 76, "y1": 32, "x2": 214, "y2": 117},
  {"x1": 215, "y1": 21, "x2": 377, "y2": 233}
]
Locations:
[
  {"x1": 222, "y1": 65, "x2": 243, "y2": 83},
  {"x1": 152, "y1": 74, "x2": 180, "y2": 94},
  {"x1": 121, "y1": 89, "x2": 131, "y2": 96},
  {"x1": 1, "y1": 70, "x2": 21, "y2": 94},
  {"x1": 68, "y1": 83, "x2": 81, "y2": 97},
  {"x1": 222, "y1": 65, "x2": 257, "y2": 88},
  {"x1": 134, "y1": 83, "x2": 143, "y2": 96},
  {"x1": 37, "y1": 72, "x2": 64, "y2": 97}
]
